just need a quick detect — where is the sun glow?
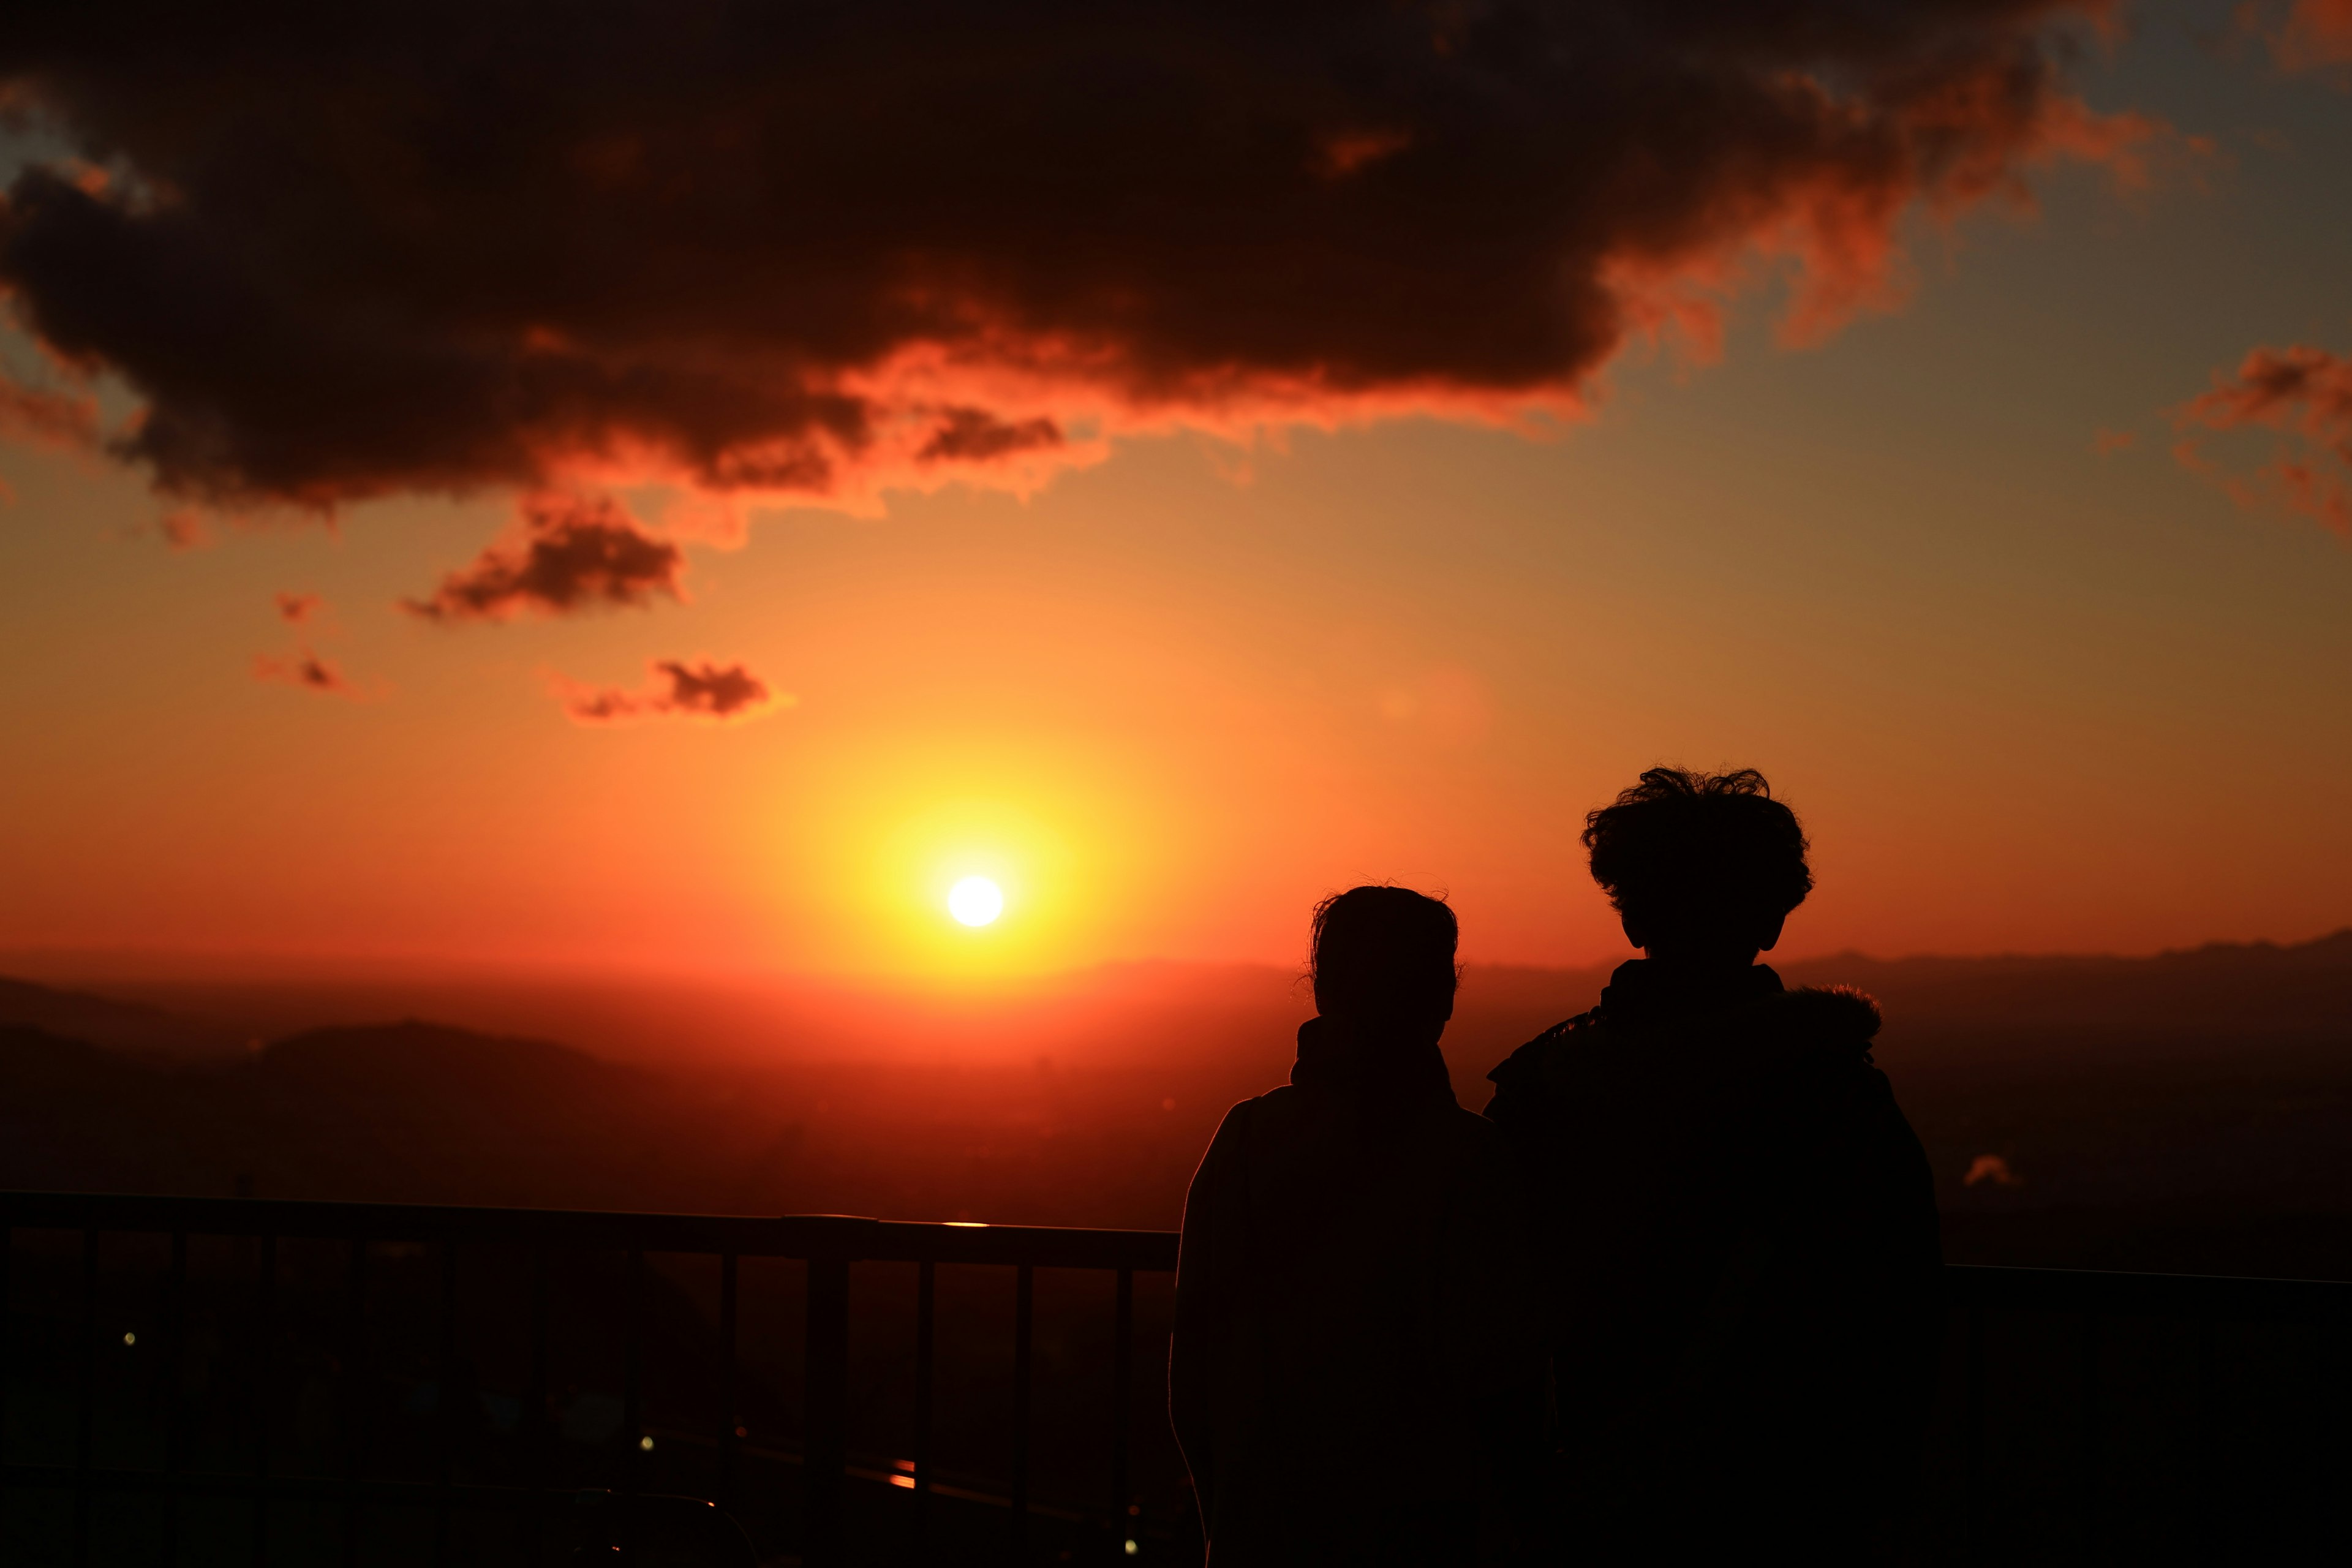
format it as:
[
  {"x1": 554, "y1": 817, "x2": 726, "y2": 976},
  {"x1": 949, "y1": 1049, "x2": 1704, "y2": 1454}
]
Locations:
[{"x1": 948, "y1": 875, "x2": 1004, "y2": 927}]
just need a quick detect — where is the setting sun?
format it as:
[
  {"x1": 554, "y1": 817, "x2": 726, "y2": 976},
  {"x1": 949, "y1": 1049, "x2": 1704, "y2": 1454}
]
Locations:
[{"x1": 948, "y1": 875, "x2": 1005, "y2": 927}]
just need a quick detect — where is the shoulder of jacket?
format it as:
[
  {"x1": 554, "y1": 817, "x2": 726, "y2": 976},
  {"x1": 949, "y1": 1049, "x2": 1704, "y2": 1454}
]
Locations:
[
  {"x1": 1486, "y1": 1009, "x2": 1602, "y2": 1089},
  {"x1": 1486, "y1": 1011, "x2": 1599, "y2": 1072},
  {"x1": 1749, "y1": 984, "x2": 1884, "y2": 1057}
]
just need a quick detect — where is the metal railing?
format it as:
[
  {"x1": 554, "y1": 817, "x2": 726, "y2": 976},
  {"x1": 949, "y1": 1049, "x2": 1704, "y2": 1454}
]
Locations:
[
  {"x1": 0, "y1": 1193, "x2": 1179, "y2": 1566},
  {"x1": 6, "y1": 1192, "x2": 2349, "y2": 1566},
  {"x1": 1941, "y1": 1263, "x2": 2352, "y2": 1565}
]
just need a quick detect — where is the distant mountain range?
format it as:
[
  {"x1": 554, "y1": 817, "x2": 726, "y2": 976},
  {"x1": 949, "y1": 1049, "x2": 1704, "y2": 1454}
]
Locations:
[{"x1": 4, "y1": 932, "x2": 2350, "y2": 1276}]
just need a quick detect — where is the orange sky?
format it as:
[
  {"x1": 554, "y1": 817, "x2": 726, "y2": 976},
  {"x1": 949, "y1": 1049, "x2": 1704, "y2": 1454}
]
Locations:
[{"x1": 6, "y1": 4, "x2": 2352, "y2": 982}]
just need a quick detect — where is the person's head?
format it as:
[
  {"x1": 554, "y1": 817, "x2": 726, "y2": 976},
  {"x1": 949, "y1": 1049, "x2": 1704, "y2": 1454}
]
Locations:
[
  {"x1": 1308, "y1": 885, "x2": 1460, "y2": 1034},
  {"x1": 1583, "y1": 767, "x2": 1811, "y2": 965}
]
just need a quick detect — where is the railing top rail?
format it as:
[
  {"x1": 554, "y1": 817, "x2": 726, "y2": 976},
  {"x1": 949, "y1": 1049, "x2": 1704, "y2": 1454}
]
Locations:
[
  {"x1": 1945, "y1": 1261, "x2": 2352, "y2": 1321},
  {"x1": 10, "y1": 1192, "x2": 2348, "y2": 1314},
  {"x1": 0, "y1": 1190, "x2": 1183, "y2": 1272}
]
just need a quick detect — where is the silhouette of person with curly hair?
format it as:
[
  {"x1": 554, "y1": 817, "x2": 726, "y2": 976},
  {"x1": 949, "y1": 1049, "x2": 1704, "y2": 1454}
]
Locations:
[
  {"x1": 1485, "y1": 769, "x2": 1942, "y2": 1564},
  {"x1": 1174, "y1": 886, "x2": 1547, "y2": 1566}
]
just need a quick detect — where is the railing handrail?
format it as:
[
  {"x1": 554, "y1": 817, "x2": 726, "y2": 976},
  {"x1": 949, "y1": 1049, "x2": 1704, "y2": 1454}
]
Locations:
[
  {"x1": 0, "y1": 1191, "x2": 1183, "y2": 1272},
  {"x1": 1943, "y1": 1260, "x2": 2352, "y2": 1321},
  {"x1": 11, "y1": 1193, "x2": 2352, "y2": 1320}
]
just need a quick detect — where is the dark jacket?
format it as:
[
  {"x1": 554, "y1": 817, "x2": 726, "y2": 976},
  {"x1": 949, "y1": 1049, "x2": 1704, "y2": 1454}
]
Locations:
[
  {"x1": 1171, "y1": 1017, "x2": 1548, "y2": 1567},
  {"x1": 1483, "y1": 961, "x2": 1943, "y2": 1563}
]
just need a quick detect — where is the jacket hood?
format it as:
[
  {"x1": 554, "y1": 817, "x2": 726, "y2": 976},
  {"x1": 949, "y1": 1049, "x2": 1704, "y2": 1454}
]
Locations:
[{"x1": 1757, "y1": 984, "x2": 1883, "y2": 1057}]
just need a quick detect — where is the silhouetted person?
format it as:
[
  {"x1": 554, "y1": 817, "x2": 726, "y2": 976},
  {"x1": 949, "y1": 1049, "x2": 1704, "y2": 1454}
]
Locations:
[
  {"x1": 1484, "y1": 769, "x2": 1942, "y2": 1564},
  {"x1": 1172, "y1": 887, "x2": 1547, "y2": 1567}
]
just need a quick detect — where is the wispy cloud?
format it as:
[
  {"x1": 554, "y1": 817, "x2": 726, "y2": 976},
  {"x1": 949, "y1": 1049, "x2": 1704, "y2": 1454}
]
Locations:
[
  {"x1": 556, "y1": 658, "x2": 788, "y2": 726},
  {"x1": 2171, "y1": 343, "x2": 2352, "y2": 533},
  {"x1": 252, "y1": 648, "x2": 363, "y2": 700},
  {"x1": 405, "y1": 494, "x2": 685, "y2": 622}
]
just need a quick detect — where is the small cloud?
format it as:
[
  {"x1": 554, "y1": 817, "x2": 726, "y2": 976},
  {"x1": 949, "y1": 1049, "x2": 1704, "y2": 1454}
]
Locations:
[
  {"x1": 556, "y1": 658, "x2": 790, "y2": 725},
  {"x1": 916, "y1": 409, "x2": 1064, "y2": 464},
  {"x1": 252, "y1": 648, "x2": 365, "y2": 699},
  {"x1": 1962, "y1": 1154, "x2": 2025, "y2": 1188},
  {"x1": 405, "y1": 492, "x2": 685, "y2": 622},
  {"x1": 274, "y1": 590, "x2": 323, "y2": 625},
  {"x1": 2092, "y1": 428, "x2": 2138, "y2": 456},
  {"x1": 2169, "y1": 342, "x2": 2352, "y2": 533}
]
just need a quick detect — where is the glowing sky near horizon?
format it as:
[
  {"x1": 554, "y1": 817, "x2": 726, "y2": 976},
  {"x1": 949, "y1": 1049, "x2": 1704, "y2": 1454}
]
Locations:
[{"x1": 5, "y1": 2, "x2": 2352, "y2": 981}]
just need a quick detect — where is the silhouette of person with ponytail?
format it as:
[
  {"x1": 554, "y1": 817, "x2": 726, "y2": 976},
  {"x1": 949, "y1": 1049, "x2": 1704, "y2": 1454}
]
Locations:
[
  {"x1": 1173, "y1": 886, "x2": 1547, "y2": 1566},
  {"x1": 1485, "y1": 769, "x2": 1942, "y2": 1564}
]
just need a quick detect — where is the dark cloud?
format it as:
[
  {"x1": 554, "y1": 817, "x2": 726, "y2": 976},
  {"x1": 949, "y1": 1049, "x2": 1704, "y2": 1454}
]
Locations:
[
  {"x1": 560, "y1": 658, "x2": 784, "y2": 725},
  {"x1": 2172, "y1": 344, "x2": 2352, "y2": 533},
  {"x1": 252, "y1": 647, "x2": 360, "y2": 698},
  {"x1": 0, "y1": 2, "x2": 2151, "y2": 516},
  {"x1": 404, "y1": 493, "x2": 685, "y2": 622},
  {"x1": 917, "y1": 409, "x2": 1064, "y2": 464}
]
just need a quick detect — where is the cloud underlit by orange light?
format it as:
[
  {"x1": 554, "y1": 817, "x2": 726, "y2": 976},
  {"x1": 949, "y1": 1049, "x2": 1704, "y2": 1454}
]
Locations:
[
  {"x1": 0, "y1": 0, "x2": 2161, "y2": 560},
  {"x1": 2271, "y1": 0, "x2": 2352, "y2": 70},
  {"x1": 2171, "y1": 344, "x2": 2352, "y2": 534},
  {"x1": 556, "y1": 659, "x2": 787, "y2": 726}
]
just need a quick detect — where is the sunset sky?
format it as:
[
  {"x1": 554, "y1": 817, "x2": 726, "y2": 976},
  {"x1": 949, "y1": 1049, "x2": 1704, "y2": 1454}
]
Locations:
[{"x1": 5, "y1": 0, "x2": 2352, "y2": 983}]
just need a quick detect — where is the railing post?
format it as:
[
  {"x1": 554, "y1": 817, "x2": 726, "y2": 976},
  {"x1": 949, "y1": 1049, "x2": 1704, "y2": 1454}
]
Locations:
[
  {"x1": 1963, "y1": 1305, "x2": 1985, "y2": 1568},
  {"x1": 624, "y1": 1248, "x2": 645, "y2": 1490},
  {"x1": 163, "y1": 1230, "x2": 187, "y2": 1566},
  {"x1": 2194, "y1": 1316, "x2": 2216, "y2": 1566},
  {"x1": 914, "y1": 1257, "x2": 936, "y2": 1551},
  {"x1": 719, "y1": 1252, "x2": 739, "y2": 1511},
  {"x1": 2079, "y1": 1313, "x2": 2100, "y2": 1567},
  {"x1": 0, "y1": 1202, "x2": 10, "y2": 1462},
  {"x1": 340, "y1": 1237, "x2": 368, "y2": 1568},
  {"x1": 74, "y1": 1227, "x2": 96, "y2": 1568},
  {"x1": 1112, "y1": 1265, "x2": 1134, "y2": 1562},
  {"x1": 803, "y1": 1225, "x2": 859, "y2": 1568},
  {"x1": 1012, "y1": 1262, "x2": 1034, "y2": 1560},
  {"x1": 433, "y1": 1236, "x2": 459, "y2": 1568},
  {"x1": 253, "y1": 1232, "x2": 277, "y2": 1566}
]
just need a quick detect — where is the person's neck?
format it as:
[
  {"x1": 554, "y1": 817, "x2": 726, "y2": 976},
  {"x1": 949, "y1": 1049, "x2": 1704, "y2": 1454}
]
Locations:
[{"x1": 1637, "y1": 951, "x2": 1763, "y2": 981}]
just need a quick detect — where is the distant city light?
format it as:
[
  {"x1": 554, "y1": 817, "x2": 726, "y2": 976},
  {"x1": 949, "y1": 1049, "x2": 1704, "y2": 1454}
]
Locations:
[
  {"x1": 889, "y1": 1474, "x2": 915, "y2": 1490},
  {"x1": 122, "y1": 1332, "x2": 136, "y2": 1346},
  {"x1": 1125, "y1": 1542, "x2": 1139, "y2": 1556},
  {"x1": 638, "y1": 1435, "x2": 654, "y2": 1452}
]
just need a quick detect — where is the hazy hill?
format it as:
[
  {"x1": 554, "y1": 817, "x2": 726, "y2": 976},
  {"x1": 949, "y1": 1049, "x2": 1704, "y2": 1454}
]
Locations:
[
  {"x1": 4, "y1": 930, "x2": 2352, "y2": 1275},
  {"x1": 0, "y1": 975, "x2": 244, "y2": 1061}
]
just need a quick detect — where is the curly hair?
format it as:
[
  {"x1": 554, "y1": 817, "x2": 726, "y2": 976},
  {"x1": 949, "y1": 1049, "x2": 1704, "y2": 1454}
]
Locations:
[
  {"x1": 1308, "y1": 884, "x2": 1459, "y2": 1021},
  {"x1": 1583, "y1": 767, "x2": 1811, "y2": 949}
]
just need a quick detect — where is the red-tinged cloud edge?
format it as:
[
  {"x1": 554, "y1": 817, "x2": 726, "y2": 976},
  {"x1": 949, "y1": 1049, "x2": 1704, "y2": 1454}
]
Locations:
[
  {"x1": 0, "y1": 378, "x2": 97, "y2": 453},
  {"x1": 2171, "y1": 344, "x2": 2352, "y2": 534},
  {"x1": 2271, "y1": 0, "x2": 2352, "y2": 70},
  {"x1": 0, "y1": 0, "x2": 2166, "y2": 584},
  {"x1": 555, "y1": 659, "x2": 787, "y2": 726}
]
